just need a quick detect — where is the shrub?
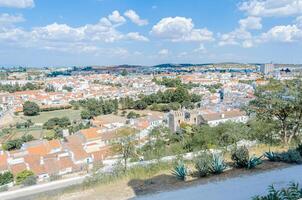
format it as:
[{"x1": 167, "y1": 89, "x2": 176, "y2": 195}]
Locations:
[
  {"x1": 247, "y1": 156, "x2": 263, "y2": 169},
  {"x1": 231, "y1": 146, "x2": 249, "y2": 168},
  {"x1": 264, "y1": 151, "x2": 280, "y2": 162},
  {"x1": 253, "y1": 182, "x2": 302, "y2": 200},
  {"x1": 210, "y1": 154, "x2": 226, "y2": 174},
  {"x1": 172, "y1": 161, "x2": 188, "y2": 181},
  {"x1": 22, "y1": 175, "x2": 37, "y2": 186},
  {"x1": 23, "y1": 101, "x2": 39, "y2": 116},
  {"x1": 16, "y1": 170, "x2": 35, "y2": 185},
  {"x1": 194, "y1": 153, "x2": 211, "y2": 177},
  {"x1": 279, "y1": 149, "x2": 302, "y2": 164},
  {"x1": 0, "y1": 171, "x2": 13, "y2": 186},
  {"x1": 264, "y1": 149, "x2": 302, "y2": 164},
  {"x1": 296, "y1": 144, "x2": 302, "y2": 156}
]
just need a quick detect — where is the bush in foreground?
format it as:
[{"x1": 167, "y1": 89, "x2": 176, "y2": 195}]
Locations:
[
  {"x1": 253, "y1": 182, "x2": 302, "y2": 200},
  {"x1": 172, "y1": 161, "x2": 188, "y2": 181},
  {"x1": 264, "y1": 149, "x2": 302, "y2": 164},
  {"x1": 194, "y1": 153, "x2": 211, "y2": 177},
  {"x1": 247, "y1": 156, "x2": 263, "y2": 169},
  {"x1": 232, "y1": 146, "x2": 262, "y2": 169},
  {"x1": 231, "y1": 146, "x2": 249, "y2": 168},
  {"x1": 210, "y1": 153, "x2": 227, "y2": 174}
]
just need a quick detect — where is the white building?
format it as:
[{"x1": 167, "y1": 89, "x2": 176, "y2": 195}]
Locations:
[{"x1": 260, "y1": 63, "x2": 274, "y2": 75}]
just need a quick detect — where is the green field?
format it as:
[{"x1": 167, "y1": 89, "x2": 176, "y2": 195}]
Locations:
[
  {"x1": 18, "y1": 109, "x2": 82, "y2": 124},
  {"x1": 0, "y1": 109, "x2": 82, "y2": 142}
]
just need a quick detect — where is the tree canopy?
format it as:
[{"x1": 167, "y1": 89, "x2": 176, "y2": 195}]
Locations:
[
  {"x1": 248, "y1": 79, "x2": 302, "y2": 144},
  {"x1": 23, "y1": 101, "x2": 40, "y2": 116}
]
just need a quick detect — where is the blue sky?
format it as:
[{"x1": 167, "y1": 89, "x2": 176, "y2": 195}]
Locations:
[{"x1": 0, "y1": 0, "x2": 301, "y2": 67}]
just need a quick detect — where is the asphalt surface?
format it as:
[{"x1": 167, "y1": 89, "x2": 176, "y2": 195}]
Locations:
[{"x1": 0, "y1": 175, "x2": 87, "y2": 200}]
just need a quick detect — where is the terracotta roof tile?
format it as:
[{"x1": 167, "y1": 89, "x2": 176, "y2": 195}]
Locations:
[{"x1": 10, "y1": 163, "x2": 27, "y2": 176}]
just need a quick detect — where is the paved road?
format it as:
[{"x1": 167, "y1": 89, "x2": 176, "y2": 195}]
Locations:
[
  {"x1": 136, "y1": 165, "x2": 302, "y2": 200},
  {"x1": 0, "y1": 175, "x2": 88, "y2": 200}
]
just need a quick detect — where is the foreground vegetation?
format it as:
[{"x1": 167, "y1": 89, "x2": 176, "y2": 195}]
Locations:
[{"x1": 253, "y1": 183, "x2": 302, "y2": 200}]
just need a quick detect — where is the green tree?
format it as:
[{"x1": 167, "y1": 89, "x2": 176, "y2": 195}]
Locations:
[
  {"x1": 15, "y1": 170, "x2": 35, "y2": 185},
  {"x1": 112, "y1": 129, "x2": 136, "y2": 171},
  {"x1": 248, "y1": 79, "x2": 302, "y2": 144},
  {"x1": 127, "y1": 111, "x2": 140, "y2": 119},
  {"x1": 0, "y1": 172, "x2": 13, "y2": 186},
  {"x1": 171, "y1": 87, "x2": 190, "y2": 103},
  {"x1": 121, "y1": 69, "x2": 128, "y2": 76},
  {"x1": 133, "y1": 100, "x2": 148, "y2": 110},
  {"x1": 23, "y1": 101, "x2": 39, "y2": 116}
]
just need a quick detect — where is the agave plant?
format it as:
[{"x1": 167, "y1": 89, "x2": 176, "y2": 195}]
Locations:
[
  {"x1": 264, "y1": 151, "x2": 280, "y2": 162},
  {"x1": 210, "y1": 153, "x2": 226, "y2": 174},
  {"x1": 280, "y1": 149, "x2": 302, "y2": 164},
  {"x1": 247, "y1": 155, "x2": 263, "y2": 169},
  {"x1": 172, "y1": 161, "x2": 188, "y2": 181},
  {"x1": 253, "y1": 182, "x2": 302, "y2": 200},
  {"x1": 296, "y1": 144, "x2": 302, "y2": 156},
  {"x1": 253, "y1": 185, "x2": 282, "y2": 200}
]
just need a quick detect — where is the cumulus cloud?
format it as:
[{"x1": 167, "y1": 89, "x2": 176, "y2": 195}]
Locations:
[
  {"x1": 108, "y1": 10, "x2": 126, "y2": 24},
  {"x1": 0, "y1": 13, "x2": 25, "y2": 25},
  {"x1": 259, "y1": 24, "x2": 302, "y2": 42},
  {"x1": 151, "y1": 17, "x2": 214, "y2": 42},
  {"x1": 218, "y1": 16, "x2": 262, "y2": 48},
  {"x1": 124, "y1": 10, "x2": 148, "y2": 26},
  {"x1": 0, "y1": 14, "x2": 149, "y2": 53},
  {"x1": 126, "y1": 32, "x2": 149, "y2": 41},
  {"x1": 239, "y1": 0, "x2": 302, "y2": 17},
  {"x1": 239, "y1": 16, "x2": 262, "y2": 30},
  {"x1": 0, "y1": 0, "x2": 34, "y2": 8},
  {"x1": 218, "y1": 28, "x2": 253, "y2": 47}
]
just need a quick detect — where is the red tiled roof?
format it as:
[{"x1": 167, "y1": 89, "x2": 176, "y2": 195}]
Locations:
[{"x1": 10, "y1": 163, "x2": 27, "y2": 176}]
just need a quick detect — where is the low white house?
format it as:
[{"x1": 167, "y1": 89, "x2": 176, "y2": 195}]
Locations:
[{"x1": 200, "y1": 109, "x2": 249, "y2": 127}]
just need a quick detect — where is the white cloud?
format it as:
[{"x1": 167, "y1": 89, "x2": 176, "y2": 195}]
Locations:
[
  {"x1": 0, "y1": 13, "x2": 25, "y2": 25},
  {"x1": 239, "y1": 16, "x2": 262, "y2": 30},
  {"x1": 0, "y1": 13, "x2": 149, "y2": 53},
  {"x1": 239, "y1": 0, "x2": 302, "y2": 17},
  {"x1": 219, "y1": 28, "x2": 253, "y2": 47},
  {"x1": 126, "y1": 32, "x2": 149, "y2": 41},
  {"x1": 158, "y1": 49, "x2": 169, "y2": 56},
  {"x1": 259, "y1": 24, "x2": 302, "y2": 42},
  {"x1": 0, "y1": 0, "x2": 34, "y2": 8},
  {"x1": 242, "y1": 40, "x2": 254, "y2": 48},
  {"x1": 218, "y1": 16, "x2": 261, "y2": 48},
  {"x1": 124, "y1": 10, "x2": 148, "y2": 26},
  {"x1": 295, "y1": 16, "x2": 302, "y2": 27},
  {"x1": 151, "y1": 17, "x2": 214, "y2": 42},
  {"x1": 108, "y1": 10, "x2": 126, "y2": 24}
]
